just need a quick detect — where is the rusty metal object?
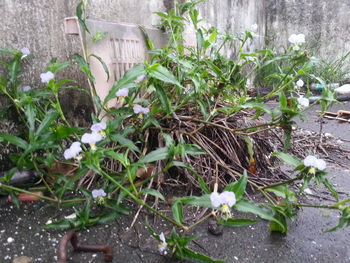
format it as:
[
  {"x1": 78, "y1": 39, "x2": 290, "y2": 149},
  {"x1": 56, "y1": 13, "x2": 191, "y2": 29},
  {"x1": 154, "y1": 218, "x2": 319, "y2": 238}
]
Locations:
[{"x1": 57, "y1": 230, "x2": 113, "y2": 263}]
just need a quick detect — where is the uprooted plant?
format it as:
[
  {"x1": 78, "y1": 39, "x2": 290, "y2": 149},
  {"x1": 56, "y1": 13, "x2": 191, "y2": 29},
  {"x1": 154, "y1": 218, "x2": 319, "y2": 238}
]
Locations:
[{"x1": 0, "y1": 1, "x2": 348, "y2": 262}]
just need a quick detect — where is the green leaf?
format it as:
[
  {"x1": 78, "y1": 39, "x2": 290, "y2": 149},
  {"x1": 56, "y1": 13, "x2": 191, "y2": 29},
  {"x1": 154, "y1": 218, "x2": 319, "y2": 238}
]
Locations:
[
  {"x1": 272, "y1": 152, "x2": 301, "y2": 168},
  {"x1": 140, "y1": 189, "x2": 165, "y2": 201},
  {"x1": 106, "y1": 151, "x2": 129, "y2": 167},
  {"x1": 182, "y1": 247, "x2": 224, "y2": 263},
  {"x1": 91, "y1": 31, "x2": 108, "y2": 43},
  {"x1": 324, "y1": 207, "x2": 350, "y2": 232},
  {"x1": 35, "y1": 110, "x2": 59, "y2": 137},
  {"x1": 0, "y1": 48, "x2": 18, "y2": 55},
  {"x1": 234, "y1": 199, "x2": 286, "y2": 232},
  {"x1": 148, "y1": 64, "x2": 183, "y2": 88},
  {"x1": 89, "y1": 54, "x2": 110, "y2": 81},
  {"x1": 55, "y1": 126, "x2": 82, "y2": 139},
  {"x1": 279, "y1": 91, "x2": 288, "y2": 108},
  {"x1": 76, "y1": 1, "x2": 90, "y2": 33},
  {"x1": 46, "y1": 60, "x2": 71, "y2": 73},
  {"x1": 43, "y1": 220, "x2": 71, "y2": 230},
  {"x1": 179, "y1": 195, "x2": 212, "y2": 208},
  {"x1": 240, "y1": 102, "x2": 272, "y2": 115},
  {"x1": 139, "y1": 147, "x2": 169, "y2": 163},
  {"x1": 224, "y1": 171, "x2": 248, "y2": 200},
  {"x1": 154, "y1": 85, "x2": 171, "y2": 114},
  {"x1": 104, "y1": 64, "x2": 145, "y2": 104},
  {"x1": 218, "y1": 218, "x2": 257, "y2": 227},
  {"x1": 265, "y1": 185, "x2": 297, "y2": 202},
  {"x1": 24, "y1": 104, "x2": 36, "y2": 136},
  {"x1": 322, "y1": 178, "x2": 339, "y2": 201},
  {"x1": 74, "y1": 53, "x2": 94, "y2": 83},
  {"x1": 183, "y1": 144, "x2": 206, "y2": 155},
  {"x1": 172, "y1": 201, "x2": 183, "y2": 225},
  {"x1": 110, "y1": 134, "x2": 140, "y2": 153},
  {"x1": 269, "y1": 210, "x2": 288, "y2": 233},
  {"x1": 97, "y1": 211, "x2": 120, "y2": 224},
  {"x1": 0, "y1": 133, "x2": 28, "y2": 149}
]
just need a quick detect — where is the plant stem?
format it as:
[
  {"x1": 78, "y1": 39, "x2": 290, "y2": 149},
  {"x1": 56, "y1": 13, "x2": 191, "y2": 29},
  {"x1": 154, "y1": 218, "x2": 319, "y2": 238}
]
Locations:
[
  {"x1": 187, "y1": 211, "x2": 213, "y2": 230},
  {"x1": 99, "y1": 169, "x2": 188, "y2": 231},
  {"x1": 0, "y1": 183, "x2": 58, "y2": 203},
  {"x1": 260, "y1": 174, "x2": 303, "y2": 190}
]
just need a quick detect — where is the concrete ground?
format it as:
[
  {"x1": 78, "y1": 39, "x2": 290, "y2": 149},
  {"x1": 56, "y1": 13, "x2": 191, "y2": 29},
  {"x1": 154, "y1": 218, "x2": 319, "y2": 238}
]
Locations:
[{"x1": 1, "y1": 102, "x2": 350, "y2": 263}]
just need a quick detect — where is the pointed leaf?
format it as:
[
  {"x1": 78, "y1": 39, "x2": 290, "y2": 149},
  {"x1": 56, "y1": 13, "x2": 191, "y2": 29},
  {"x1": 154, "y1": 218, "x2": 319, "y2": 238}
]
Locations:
[
  {"x1": 139, "y1": 147, "x2": 169, "y2": 163},
  {"x1": 224, "y1": 171, "x2": 248, "y2": 200},
  {"x1": 218, "y1": 218, "x2": 257, "y2": 227},
  {"x1": 140, "y1": 189, "x2": 165, "y2": 201},
  {"x1": 0, "y1": 133, "x2": 28, "y2": 149}
]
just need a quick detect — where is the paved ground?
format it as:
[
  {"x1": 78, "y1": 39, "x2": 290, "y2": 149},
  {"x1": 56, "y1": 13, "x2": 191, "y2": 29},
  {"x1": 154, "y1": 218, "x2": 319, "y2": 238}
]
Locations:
[{"x1": 1, "y1": 102, "x2": 350, "y2": 263}]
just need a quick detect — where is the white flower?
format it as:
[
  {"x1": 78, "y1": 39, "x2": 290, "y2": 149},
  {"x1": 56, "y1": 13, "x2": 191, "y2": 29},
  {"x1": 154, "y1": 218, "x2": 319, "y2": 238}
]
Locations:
[
  {"x1": 288, "y1": 34, "x2": 305, "y2": 44},
  {"x1": 158, "y1": 232, "x2": 167, "y2": 254},
  {"x1": 250, "y1": 24, "x2": 258, "y2": 32},
  {"x1": 40, "y1": 71, "x2": 55, "y2": 83},
  {"x1": 303, "y1": 155, "x2": 326, "y2": 171},
  {"x1": 116, "y1": 88, "x2": 129, "y2": 97},
  {"x1": 7, "y1": 237, "x2": 14, "y2": 243},
  {"x1": 90, "y1": 122, "x2": 106, "y2": 133},
  {"x1": 81, "y1": 132, "x2": 103, "y2": 145},
  {"x1": 64, "y1": 142, "x2": 82, "y2": 160},
  {"x1": 210, "y1": 191, "x2": 236, "y2": 208},
  {"x1": 92, "y1": 189, "x2": 107, "y2": 198},
  {"x1": 20, "y1": 47, "x2": 30, "y2": 59},
  {"x1": 211, "y1": 191, "x2": 236, "y2": 220},
  {"x1": 133, "y1": 104, "x2": 150, "y2": 115},
  {"x1": 22, "y1": 86, "x2": 31, "y2": 92},
  {"x1": 296, "y1": 79, "x2": 304, "y2": 87},
  {"x1": 135, "y1": 75, "x2": 146, "y2": 83},
  {"x1": 297, "y1": 96, "x2": 309, "y2": 107}
]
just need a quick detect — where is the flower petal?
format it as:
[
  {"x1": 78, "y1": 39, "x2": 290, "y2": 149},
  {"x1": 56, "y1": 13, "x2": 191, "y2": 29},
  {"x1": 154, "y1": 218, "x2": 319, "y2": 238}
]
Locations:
[
  {"x1": 210, "y1": 192, "x2": 221, "y2": 208},
  {"x1": 303, "y1": 155, "x2": 317, "y2": 167},
  {"x1": 315, "y1": 159, "x2": 326, "y2": 170},
  {"x1": 116, "y1": 87, "x2": 129, "y2": 97},
  {"x1": 159, "y1": 232, "x2": 166, "y2": 243},
  {"x1": 297, "y1": 97, "x2": 309, "y2": 107},
  {"x1": 220, "y1": 191, "x2": 236, "y2": 207}
]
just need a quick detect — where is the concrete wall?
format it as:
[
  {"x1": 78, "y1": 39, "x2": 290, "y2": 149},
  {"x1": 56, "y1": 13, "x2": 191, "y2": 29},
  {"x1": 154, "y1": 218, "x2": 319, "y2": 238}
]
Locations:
[{"x1": 266, "y1": 0, "x2": 350, "y2": 58}]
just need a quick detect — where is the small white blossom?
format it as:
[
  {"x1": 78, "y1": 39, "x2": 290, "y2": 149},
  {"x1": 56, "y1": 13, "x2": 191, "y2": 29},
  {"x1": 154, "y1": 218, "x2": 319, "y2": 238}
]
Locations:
[
  {"x1": 64, "y1": 142, "x2": 82, "y2": 160},
  {"x1": 90, "y1": 122, "x2": 106, "y2": 133},
  {"x1": 303, "y1": 155, "x2": 326, "y2": 171},
  {"x1": 22, "y1": 86, "x2": 32, "y2": 92},
  {"x1": 210, "y1": 191, "x2": 236, "y2": 208},
  {"x1": 158, "y1": 232, "x2": 167, "y2": 254},
  {"x1": 7, "y1": 237, "x2": 14, "y2": 243},
  {"x1": 288, "y1": 34, "x2": 305, "y2": 44},
  {"x1": 81, "y1": 132, "x2": 102, "y2": 145},
  {"x1": 296, "y1": 79, "x2": 304, "y2": 87},
  {"x1": 297, "y1": 96, "x2": 309, "y2": 107},
  {"x1": 40, "y1": 71, "x2": 55, "y2": 83},
  {"x1": 135, "y1": 75, "x2": 146, "y2": 83},
  {"x1": 133, "y1": 104, "x2": 150, "y2": 115},
  {"x1": 92, "y1": 189, "x2": 106, "y2": 198},
  {"x1": 250, "y1": 24, "x2": 258, "y2": 32},
  {"x1": 116, "y1": 88, "x2": 129, "y2": 97},
  {"x1": 20, "y1": 47, "x2": 30, "y2": 59}
]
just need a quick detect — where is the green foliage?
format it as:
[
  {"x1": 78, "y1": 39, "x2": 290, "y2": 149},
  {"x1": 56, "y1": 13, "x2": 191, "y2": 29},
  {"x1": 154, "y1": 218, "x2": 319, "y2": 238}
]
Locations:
[{"x1": 0, "y1": 1, "x2": 348, "y2": 262}]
